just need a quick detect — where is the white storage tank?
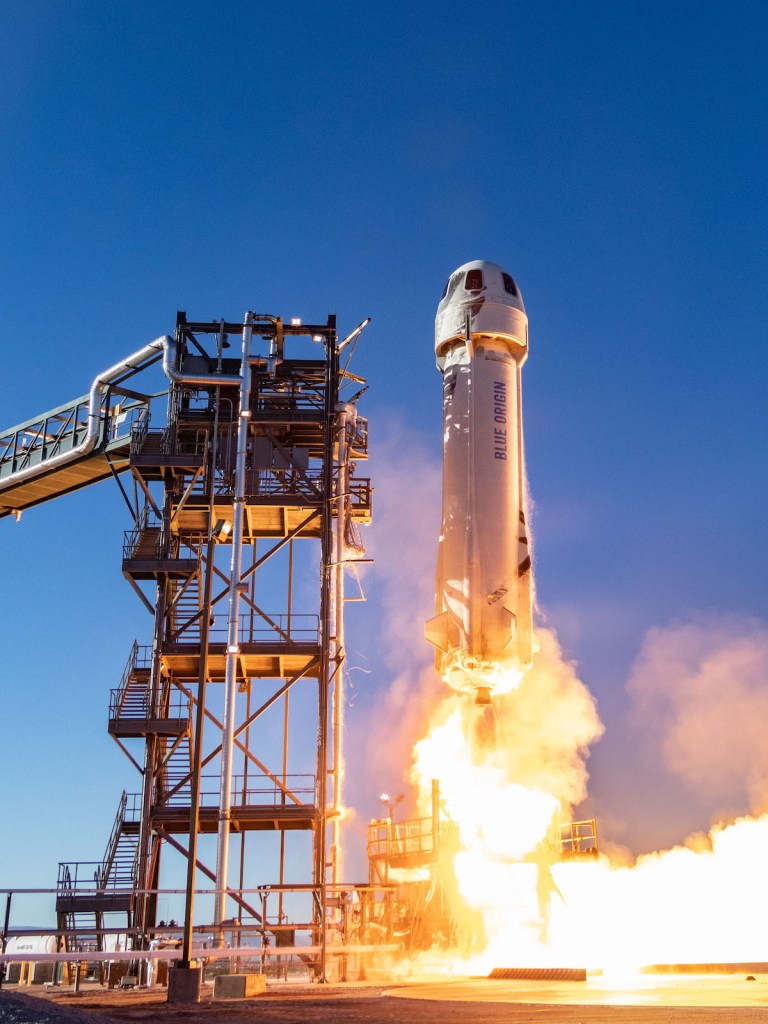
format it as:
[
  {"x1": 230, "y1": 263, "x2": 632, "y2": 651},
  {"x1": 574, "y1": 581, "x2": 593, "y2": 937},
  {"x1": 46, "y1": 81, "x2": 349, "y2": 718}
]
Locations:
[{"x1": 4, "y1": 935, "x2": 61, "y2": 984}]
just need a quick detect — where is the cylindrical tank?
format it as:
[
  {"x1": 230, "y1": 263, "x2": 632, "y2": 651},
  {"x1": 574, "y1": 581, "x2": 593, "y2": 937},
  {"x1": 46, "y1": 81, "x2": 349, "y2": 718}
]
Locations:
[
  {"x1": 426, "y1": 260, "x2": 533, "y2": 699},
  {"x1": 4, "y1": 935, "x2": 60, "y2": 984}
]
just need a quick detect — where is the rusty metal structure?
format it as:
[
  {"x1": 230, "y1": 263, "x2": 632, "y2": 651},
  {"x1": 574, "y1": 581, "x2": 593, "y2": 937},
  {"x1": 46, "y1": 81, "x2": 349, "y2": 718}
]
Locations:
[{"x1": 0, "y1": 311, "x2": 372, "y2": 970}]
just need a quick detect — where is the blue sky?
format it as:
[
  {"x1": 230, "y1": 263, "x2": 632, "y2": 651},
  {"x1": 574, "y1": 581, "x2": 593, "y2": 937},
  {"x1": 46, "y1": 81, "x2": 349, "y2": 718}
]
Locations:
[{"x1": 1, "y1": 0, "x2": 767, "y2": 903}]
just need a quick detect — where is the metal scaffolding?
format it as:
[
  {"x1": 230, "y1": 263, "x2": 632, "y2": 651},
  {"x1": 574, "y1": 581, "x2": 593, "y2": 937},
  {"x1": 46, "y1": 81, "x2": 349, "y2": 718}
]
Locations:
[{"x1": 0, "y1": 310, "x2": 372, "y2": 976}]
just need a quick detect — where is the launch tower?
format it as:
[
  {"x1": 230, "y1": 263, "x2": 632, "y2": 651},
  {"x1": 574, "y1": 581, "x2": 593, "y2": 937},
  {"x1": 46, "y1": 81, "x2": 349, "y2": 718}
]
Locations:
[{"x1": 0, "y1": 311, "x2": 372, "y2": 970}]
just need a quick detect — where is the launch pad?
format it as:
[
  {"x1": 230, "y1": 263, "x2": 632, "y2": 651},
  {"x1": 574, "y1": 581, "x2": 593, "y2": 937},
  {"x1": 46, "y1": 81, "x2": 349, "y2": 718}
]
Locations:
[
  {"x1": 7, "y1": 973, "x2": 768, "y2": 1024},
  {"x1": 4, "y1": 264, "x2": 752, "y2": 989},
  {"x1": 0, "y1": 271, "x2": 610, "y2": 985}
]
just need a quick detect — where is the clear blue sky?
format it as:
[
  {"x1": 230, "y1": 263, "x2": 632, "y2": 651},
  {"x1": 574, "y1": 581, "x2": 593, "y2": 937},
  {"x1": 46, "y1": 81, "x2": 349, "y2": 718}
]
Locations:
[{"x1": 1, "y1": 0, "x2": 767, "y2": 901}]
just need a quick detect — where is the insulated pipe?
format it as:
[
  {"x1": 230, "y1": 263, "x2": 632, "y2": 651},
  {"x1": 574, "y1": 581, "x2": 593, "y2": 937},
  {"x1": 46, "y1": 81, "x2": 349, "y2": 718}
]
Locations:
[
  {"x1": 3, "y1": 336, "x2": 169, "y2": 489},
  {"x1": 2, "y1": 333, "x2": 241, "y2": 493},
  {"x1": 0, "y1": 943, "x2": 401, "y2": 965},
  {"x1": 213, "y1": 312, "x2": 258, "y2": 936},
  {"x1": 160, "y1": 335, "x2": 240, "y2": 388},
  {"x1": 330, "y1": 402, "x2": 354, "y2": 887}
]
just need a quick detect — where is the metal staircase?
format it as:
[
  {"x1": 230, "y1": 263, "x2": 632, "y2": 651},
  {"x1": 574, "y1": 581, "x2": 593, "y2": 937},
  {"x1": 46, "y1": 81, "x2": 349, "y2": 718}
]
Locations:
[
  {"x1": 109, "y1": 642, "x2": 190, "y2": 742},
  {"x1": 97, "y1": 792, "x2": 141, "y2": 892},
  {"x1": 158, "y1": 735, "x2": 193, "y2": 806},
  {"x1": 109, "y1": 643, "x2": 152, "y2": 724},
  {"x1": 169, "y1": 573, "x2": 203, "y2": 644},
  {"x1": 125, "y1": 519, "x2": 163, "y2": 561},
  {"x1": 56, "y1": 792, "x2": 140, "y2": 953}
]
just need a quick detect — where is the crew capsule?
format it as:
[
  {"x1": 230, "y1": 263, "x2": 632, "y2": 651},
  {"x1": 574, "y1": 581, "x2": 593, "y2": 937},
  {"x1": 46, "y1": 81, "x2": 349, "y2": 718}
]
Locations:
[{"x1": 434, "y1": 259, "x2": 528, "y2": 369}]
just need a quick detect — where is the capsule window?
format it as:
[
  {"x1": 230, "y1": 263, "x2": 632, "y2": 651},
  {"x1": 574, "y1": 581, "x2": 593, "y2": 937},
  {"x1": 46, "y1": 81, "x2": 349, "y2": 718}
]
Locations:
[
  {"x1": 465, "y1": 269, "x2": 483, "y2": 291},
  {"x1": 440, "y1": 278, "x2": 450, "y2": 300},
  {"x1": 503, "y1": 273, "x2": 517, "y2": 296}
]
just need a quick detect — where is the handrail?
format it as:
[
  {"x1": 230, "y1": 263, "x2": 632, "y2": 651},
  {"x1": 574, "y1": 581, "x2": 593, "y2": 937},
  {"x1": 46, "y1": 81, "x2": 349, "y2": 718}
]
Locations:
[
  {"x1": 556, "y1": 818, "x2": 599, "y2": 857},
  {"x1": 130, "y1": 424, "x2": 208, "y2": 460},
  {"x1": 108, "y1": 685, "x2": 189, "y2": 722},
  {"x1": 0, "y1": 398, "x2": 149, "y2": 481},
  {"x1": 96, "y1": 792, "x2": 129, "y2": 889},
  {"x1": 367, "y1": 816, "x2": 436, "y2": 860},
  {"x1": 114, "y1": 641, "x2": 150, "y2": 700},
  {"x1": 157, "y1": 774, "x2": 316, "y2": 809},
  {"x1": 168, "y1": 611, "x2": 321, "y2": 646}
]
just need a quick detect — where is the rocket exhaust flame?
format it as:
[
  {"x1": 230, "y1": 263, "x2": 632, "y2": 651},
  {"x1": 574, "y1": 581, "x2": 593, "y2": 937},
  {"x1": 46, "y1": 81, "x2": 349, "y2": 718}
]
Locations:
[
  {"x1": 409, "y1": 633, "x2": 768, "y2": 972},
  {"x1": 472, "y1": 700, "x2": 497, "y2": 749}
]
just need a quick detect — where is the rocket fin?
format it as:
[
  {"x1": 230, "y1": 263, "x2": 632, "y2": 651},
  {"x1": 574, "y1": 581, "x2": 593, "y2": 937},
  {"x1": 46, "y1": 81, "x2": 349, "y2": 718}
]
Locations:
[
  {"x1": 502, "y1": 608, "x2": 518, "y2": 648},
  {"x1": 425, "y1": 610, "x2": 452, "y2": 653},
  {"x1": 515, "y1": 506, "x2": 534, "y2": 666}
]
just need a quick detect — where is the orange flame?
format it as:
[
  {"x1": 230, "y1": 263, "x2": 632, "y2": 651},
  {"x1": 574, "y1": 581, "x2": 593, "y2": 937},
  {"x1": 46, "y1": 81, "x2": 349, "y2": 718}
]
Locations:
[{"x1": 407, "y1": 626, "x2": 768, "y2": 972}]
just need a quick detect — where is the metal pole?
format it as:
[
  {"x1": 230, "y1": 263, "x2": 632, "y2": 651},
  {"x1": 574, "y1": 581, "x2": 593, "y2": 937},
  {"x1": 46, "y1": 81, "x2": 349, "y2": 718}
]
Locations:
[
  {"x1": 0, "y1": 892, "x2": 10, "y2": 989},
  {"x1": 330, "y1": 404, "x2": 350, "y2": 887},
  {"x1": 180, "y1": 323, "x2": 226, "y2": 969},
  {"x1": 180, "y1": 533, "x2": 215, "y2": 967},
  {"x1": 214, "y1": 312, "x2": 254, "y2": 933},
  {"x1": 278, "y1": 540, "x2": 293, "y2": 926},
  {"x1": 238, "y1": 683, "x2": 251, "y2": 930},
  {"x1": 431, "y1": 779, "x2": 440, "y2": 860},
  {"x1": 238, "y1": 537, "x2": 256, "y2": 924},
  {"x1": 136, "y1": 557, "x2": 169, "y2": 969},
  {"x1": 315, "y1": 321, "x2": 337, "y2": 982}
]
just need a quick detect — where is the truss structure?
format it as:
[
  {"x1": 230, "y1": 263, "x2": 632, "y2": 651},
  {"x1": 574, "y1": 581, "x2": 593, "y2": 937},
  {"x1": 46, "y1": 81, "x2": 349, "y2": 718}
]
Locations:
[{"x1": 40, "y1": 312, "x2": 371, "y2": 963}]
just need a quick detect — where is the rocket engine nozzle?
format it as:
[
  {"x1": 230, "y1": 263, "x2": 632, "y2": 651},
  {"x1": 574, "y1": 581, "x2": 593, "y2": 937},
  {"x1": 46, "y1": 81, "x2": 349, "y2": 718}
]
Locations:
[{"x1": 474, "y1": 686, "x2": 492, "y2": 707}]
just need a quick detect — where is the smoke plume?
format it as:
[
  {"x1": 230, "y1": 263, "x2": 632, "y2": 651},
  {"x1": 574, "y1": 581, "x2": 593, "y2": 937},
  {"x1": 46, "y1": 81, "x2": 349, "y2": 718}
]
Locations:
[
  {"x1": 350, "y1": 417, "x2": 445, "y2": 811},
  {"x1": 627, "y1": 614, "x2": 768, "y2": 813},
  {"x1": 356, "y1": 417, "x2": 603, "y2": 827}
]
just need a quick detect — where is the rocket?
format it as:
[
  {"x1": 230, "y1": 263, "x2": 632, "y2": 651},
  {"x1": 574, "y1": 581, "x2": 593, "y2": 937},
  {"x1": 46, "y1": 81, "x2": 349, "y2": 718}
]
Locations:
[{"x1": 425, "y1": 260, "x2": 533, "y2": 704}]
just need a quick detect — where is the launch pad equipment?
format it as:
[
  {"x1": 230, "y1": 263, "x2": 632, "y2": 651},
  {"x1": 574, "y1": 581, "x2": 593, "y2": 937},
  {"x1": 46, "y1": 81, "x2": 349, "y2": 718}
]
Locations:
[{"x1": 367, "y1": 779, "x2": 598, "y2": 955}]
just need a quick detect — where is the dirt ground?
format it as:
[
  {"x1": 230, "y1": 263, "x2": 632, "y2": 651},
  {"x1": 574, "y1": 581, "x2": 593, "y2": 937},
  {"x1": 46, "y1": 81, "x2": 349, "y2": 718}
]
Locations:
[{"x1": 5, "y1": 977, "x2": 768, "y2": 1024}]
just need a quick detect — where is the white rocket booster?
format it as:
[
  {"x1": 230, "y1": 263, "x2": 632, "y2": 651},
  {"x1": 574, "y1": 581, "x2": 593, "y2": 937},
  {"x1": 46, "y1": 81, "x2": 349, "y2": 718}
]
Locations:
[{"x1": 425, "y1": 260, "x2": 533, "y2": 702}]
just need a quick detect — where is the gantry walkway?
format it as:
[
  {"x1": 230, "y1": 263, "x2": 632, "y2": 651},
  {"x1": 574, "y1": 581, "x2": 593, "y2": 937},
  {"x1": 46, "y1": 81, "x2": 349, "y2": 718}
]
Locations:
[{"x1": 0, "y1": 339, "x2": 164, "y2": 517}]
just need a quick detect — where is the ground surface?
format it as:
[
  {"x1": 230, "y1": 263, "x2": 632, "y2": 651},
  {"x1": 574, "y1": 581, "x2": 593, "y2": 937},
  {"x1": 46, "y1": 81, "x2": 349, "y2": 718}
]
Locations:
[{"x1": 5, "y1": 976, "x2": 768, "y2": 1024}]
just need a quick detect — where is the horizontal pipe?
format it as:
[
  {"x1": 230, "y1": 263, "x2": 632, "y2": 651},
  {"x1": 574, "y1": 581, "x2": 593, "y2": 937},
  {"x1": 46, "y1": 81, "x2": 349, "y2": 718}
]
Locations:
[
  {"x1": 2, "y1": 337, "x2": 168, "y2": 490},
  {"x1": 160, "y1": 335, "x2": 240, "y2": 388},
  {"x1": 1, "y1": 334, "x2": 242, "y2": 492},
  {"x1": 0, "y1": 883, "x2": 396, "y2": 896},
  {"x1": 0, "y1": 944, "x2": 400, "y2": 963}
]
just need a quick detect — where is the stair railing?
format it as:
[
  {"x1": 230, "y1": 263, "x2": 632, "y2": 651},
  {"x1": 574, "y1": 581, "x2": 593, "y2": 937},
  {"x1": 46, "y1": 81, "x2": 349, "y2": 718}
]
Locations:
[{"x1": 96, "y1": 791, "x2": 129, "y2": 891}]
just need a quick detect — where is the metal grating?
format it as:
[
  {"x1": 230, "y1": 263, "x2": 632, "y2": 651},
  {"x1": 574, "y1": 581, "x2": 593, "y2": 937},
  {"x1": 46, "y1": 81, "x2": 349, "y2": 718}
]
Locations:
[{"x1": 489, "y1": 967, "x2": 587, "y2": 982}]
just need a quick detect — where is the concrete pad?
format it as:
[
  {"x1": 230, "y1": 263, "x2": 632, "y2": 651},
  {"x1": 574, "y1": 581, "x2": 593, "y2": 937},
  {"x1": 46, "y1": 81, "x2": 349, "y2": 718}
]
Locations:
[
  {"x1": 385, "y1": 973, "x2": 768, "y2": 1008},
  {"x1": 167, "y1": 964, "x2": 202, "y2": 1003},
  {"x1": 213, "y1": 973, "x2": 267, "y2": 999}
]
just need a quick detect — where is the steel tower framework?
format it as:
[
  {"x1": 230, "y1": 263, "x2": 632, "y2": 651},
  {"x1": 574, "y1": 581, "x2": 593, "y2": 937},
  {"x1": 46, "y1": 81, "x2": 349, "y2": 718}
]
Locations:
[
  {"x1": 0, "y1": 309, "x2": 371, "y2": 966},
  {"x1": 0, "y1": 311, "x2": 372, "y2": 963},
  {"x1": 116, "y1": 312, "x2": 370, "y2": 945}
]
